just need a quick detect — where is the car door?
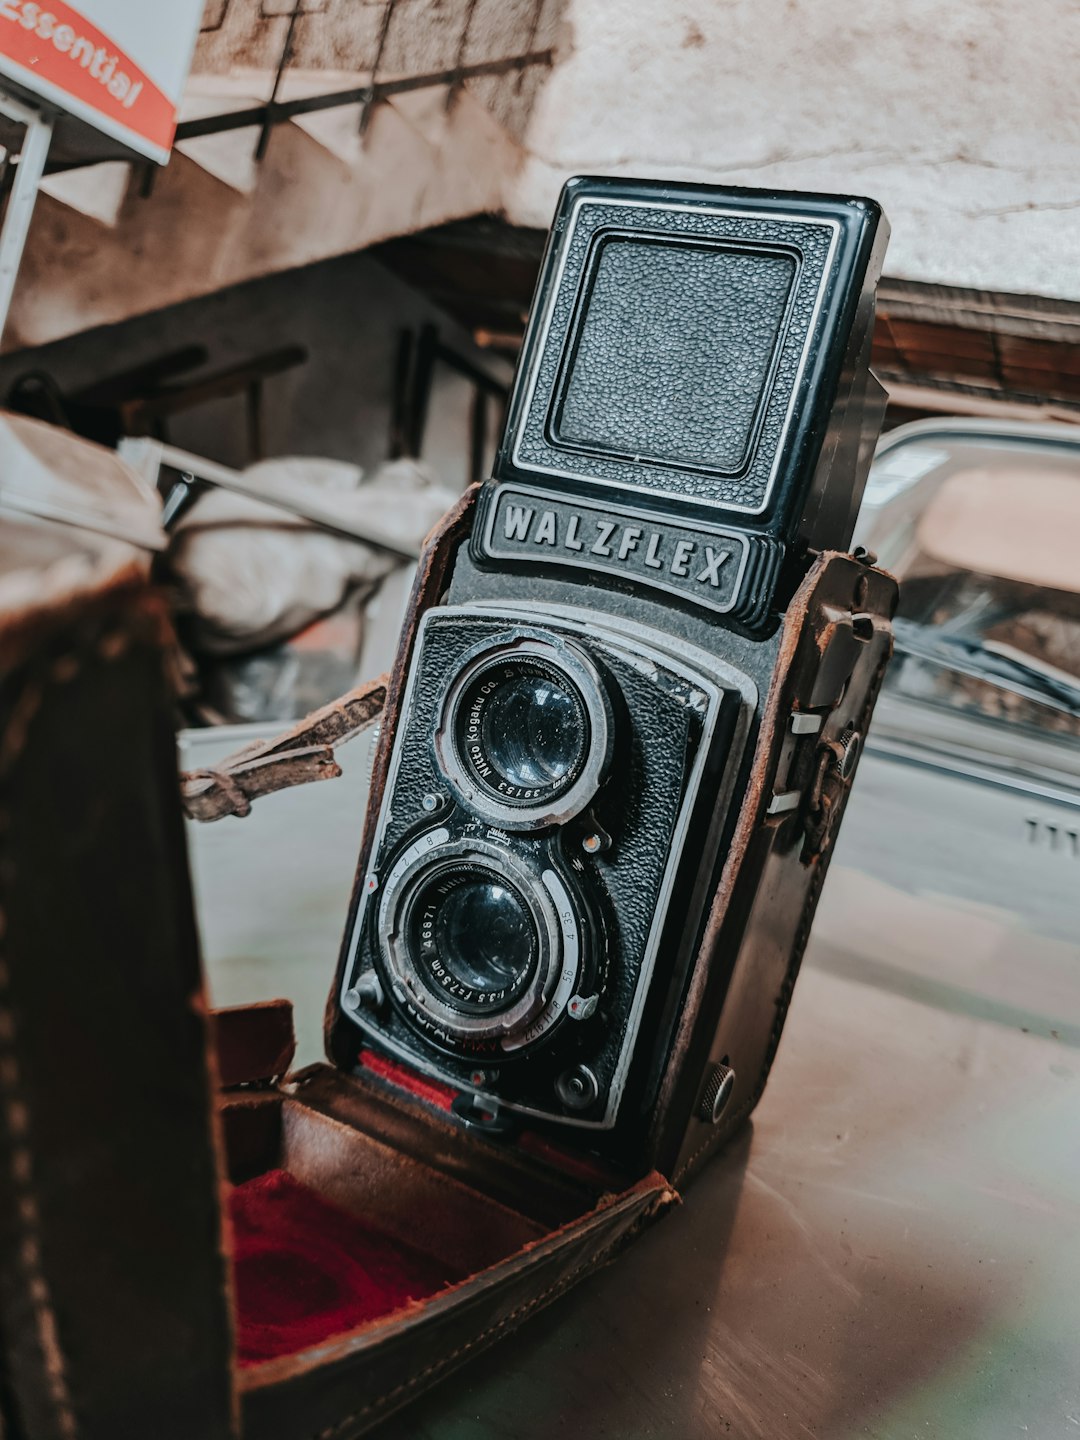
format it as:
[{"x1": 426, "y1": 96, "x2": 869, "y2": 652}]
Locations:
[{"x1": 811, "y1": 421, "x2": 1080, "y2": 1041}]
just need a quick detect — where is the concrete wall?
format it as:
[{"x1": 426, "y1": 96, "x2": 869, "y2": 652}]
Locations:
[
  {"x1": 193, "y1": 0, "x2": 567, "y2": 142},
  {"x1": 509, "y1": 0, "x2": 1080, "y2": 301}
]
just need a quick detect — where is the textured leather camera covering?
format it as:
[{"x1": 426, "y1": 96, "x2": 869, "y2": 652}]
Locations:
[
  {"x1": 553, "y1": 237, "x2": 797, "y2": 475},
  {"x1": 502, "y1": 184, "x2": 868, "y2": 522},
  {"x1": 336, "y1": 604, "x2": 720, "y2": 1121}
]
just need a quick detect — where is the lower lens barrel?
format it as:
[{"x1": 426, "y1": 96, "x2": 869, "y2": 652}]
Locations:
[{"x1": 409, "y1": 863, "x2": 538, "y2": 1013}]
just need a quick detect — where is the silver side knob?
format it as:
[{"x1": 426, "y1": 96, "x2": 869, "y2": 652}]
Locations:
[
  {"x1": 699, "y1": 1062, "x2": 736, "y2": 1124},
  {"x1": 835, "y1": 727, "x2": 862, "y2": 781},
  {"x1": 567, "y1": 993, "x2": 599, "y2": 1021},
  {"x1": 346, "y1": 969, "x2": 384, "y2": 1010}
]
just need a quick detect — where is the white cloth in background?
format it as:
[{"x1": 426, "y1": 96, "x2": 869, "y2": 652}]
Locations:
[{"x1": 169, "y1": 455, "x2": 456, "y2": 654}]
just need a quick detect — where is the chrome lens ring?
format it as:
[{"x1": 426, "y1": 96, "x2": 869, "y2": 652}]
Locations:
[
  {"x1": 378, "y1": 836, "x2": 563, "y2": 1041},
  {"x1": 436, "y1": 631, "x2": 612, "y2": 830}
]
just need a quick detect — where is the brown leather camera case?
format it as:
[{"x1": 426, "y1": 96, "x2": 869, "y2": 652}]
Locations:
[{"x1": 0, "y1": 495, "x2": 894, "y2": 1439}]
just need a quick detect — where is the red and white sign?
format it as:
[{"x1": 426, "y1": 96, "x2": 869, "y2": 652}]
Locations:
[{"x1": 0, "y1": 0, "x2": 203, "y2": 162}]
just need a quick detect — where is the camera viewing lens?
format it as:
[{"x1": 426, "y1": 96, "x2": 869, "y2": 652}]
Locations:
[
  {"x1": 480, "y1": 671, "x2": 582, "y2": 792},
  {"x1": 436, "y1": 633, "x2": 612, "y2": 829},
  {"x1": 409, "y1": 864, "x2": 538, "y2": 1012},
  {"x1": 456, "y1": 658, "x2": 589, "y2": 806}
]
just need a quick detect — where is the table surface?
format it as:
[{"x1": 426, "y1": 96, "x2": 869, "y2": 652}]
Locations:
[
  {"x1": 182, "y1": 725, "x2": 1080, "y2": 1440},
  {"x1": 372, "y1": 962, "x2": 1080, "y2": 1440}
]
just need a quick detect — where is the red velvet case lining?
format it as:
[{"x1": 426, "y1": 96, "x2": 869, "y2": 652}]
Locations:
[
  {"x1": 358, "y1": 1048, "x2": 455, "y2": 1111},
  {"x1": 229, "y1": 1170, "x2": 465, "y2": 1365},
  {"x1": 226, "y1": 1052, "x2": 631, "y2": 1367}
]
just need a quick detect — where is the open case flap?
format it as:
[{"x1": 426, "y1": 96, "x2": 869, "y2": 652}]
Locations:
[{"x1": 213, "y1": 999, "x2": 675, "y2": 1436}]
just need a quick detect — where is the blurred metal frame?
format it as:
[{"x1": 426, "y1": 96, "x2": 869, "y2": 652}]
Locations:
[
  {"x1": 0, "y1": 90, "x2": 53, "y2": 343},
  {"x1": 119, "y1": 436, "x2": 421, "y2": 560},
  {"x1": 390, "y1": 322, "x2": 510, "y2": 483}
]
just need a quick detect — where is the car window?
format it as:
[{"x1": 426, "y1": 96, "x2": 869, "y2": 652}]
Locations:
[
  {"x1": 891, "y1": 566, "x2": 1080, "y2": 742},
  {"x1": 865, "y1": 430, "x2": 1080, "y2": 755}
]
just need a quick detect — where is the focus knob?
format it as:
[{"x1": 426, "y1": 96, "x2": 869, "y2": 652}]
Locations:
[
  {"x1": 698, "y1": 1062, "x2": 736, "y2": 1124},
  {"x1": 831, "y1": 726, "x2": 862, "y2": 781}
]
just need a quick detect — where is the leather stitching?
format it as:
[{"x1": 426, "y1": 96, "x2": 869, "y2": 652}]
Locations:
[{"x1": 308, "y1": 1206, "x2": 661, "y2": 1439}]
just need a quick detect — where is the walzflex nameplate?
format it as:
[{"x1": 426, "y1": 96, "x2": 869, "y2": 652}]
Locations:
[{"x1": 479, "y1": 485, "x2": 752, "y2": 615}]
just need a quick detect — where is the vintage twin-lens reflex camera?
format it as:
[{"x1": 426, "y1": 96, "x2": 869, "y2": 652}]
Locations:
[
  {"x1": 0, "y1": 178, "x2": 898, "y2": 1440},
  {"x1": 330, "y1": 176, "x2": 897, "y2": 1179}
]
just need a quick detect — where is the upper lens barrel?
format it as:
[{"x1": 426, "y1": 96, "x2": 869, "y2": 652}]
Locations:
[
  {"x1": 455, "y1": 657, "x2": 589, "y2": 807},
  {"x1": 436, "y1": 631, "x2": 613, "y2": 829},
  {"x1": 481, "y1": 669, "x2": 581, "y2": 792}
]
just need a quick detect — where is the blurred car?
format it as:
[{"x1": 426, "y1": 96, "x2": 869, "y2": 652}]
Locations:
[{"x1": 812, "y1": 419, "x2": 1080, "y2": 1040}]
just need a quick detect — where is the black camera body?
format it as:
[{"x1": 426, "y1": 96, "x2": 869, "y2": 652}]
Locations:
[
  {"x1": 330, "y1": 177, "x2": 896, "y2": 1177},
  {"x1": 338, "y1": 604, "x2": 751, "y2": 1133}
]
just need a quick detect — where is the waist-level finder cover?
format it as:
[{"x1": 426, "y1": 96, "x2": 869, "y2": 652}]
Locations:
[
  {"x1": 332, "y1": 177, "x2": 894, "y2": 1177},
  {"x1": 477, "y1": 176, "x2": 887, "y2": 628}
]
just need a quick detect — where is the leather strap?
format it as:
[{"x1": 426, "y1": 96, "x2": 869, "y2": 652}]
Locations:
[{"x1": 181, "y1": 674, "x2": 388, "y2": 822}]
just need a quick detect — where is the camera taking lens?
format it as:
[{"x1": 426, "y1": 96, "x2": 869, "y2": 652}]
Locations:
[
  {"x1": 375, "y1": 833, "x2": 591, "y2": 1055},
  {"x1": 408, "y1": 863, "x2": 537, "y2": 1013}
]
